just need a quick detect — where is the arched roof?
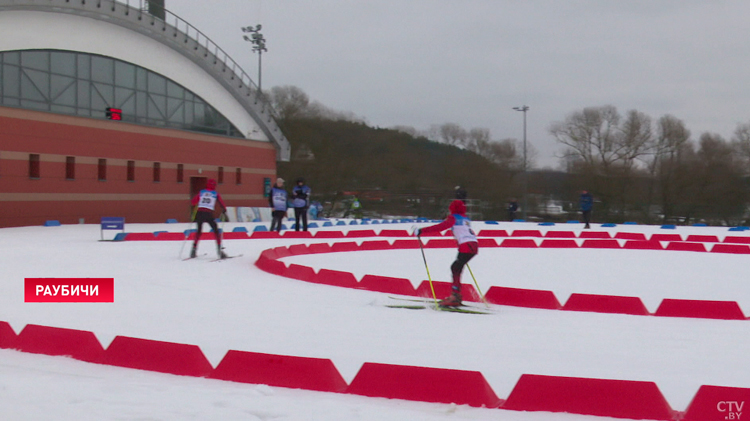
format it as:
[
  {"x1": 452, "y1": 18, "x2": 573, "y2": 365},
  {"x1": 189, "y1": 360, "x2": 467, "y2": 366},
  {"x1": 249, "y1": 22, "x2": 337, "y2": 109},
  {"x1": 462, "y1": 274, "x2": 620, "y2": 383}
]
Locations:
[{"x1": 0, "y1": 0, "x2": 290, "y2": 161}]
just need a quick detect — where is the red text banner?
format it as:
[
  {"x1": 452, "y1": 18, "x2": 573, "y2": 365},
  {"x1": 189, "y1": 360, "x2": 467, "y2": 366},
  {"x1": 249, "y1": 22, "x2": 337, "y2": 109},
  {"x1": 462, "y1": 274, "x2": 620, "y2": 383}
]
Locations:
[{"x1": 25, "y1": 278, "x2": 114, "y2": 303}]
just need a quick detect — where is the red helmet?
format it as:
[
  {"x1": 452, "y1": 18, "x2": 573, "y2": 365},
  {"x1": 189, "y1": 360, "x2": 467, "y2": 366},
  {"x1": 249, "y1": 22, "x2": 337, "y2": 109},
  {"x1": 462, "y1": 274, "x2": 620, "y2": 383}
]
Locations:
[
  {"x1": 449, "y1": 199, "x2": 466, "y2": 215},
  {"x1": 206, "y1": 179, "x2": 217, "y2": 190}
]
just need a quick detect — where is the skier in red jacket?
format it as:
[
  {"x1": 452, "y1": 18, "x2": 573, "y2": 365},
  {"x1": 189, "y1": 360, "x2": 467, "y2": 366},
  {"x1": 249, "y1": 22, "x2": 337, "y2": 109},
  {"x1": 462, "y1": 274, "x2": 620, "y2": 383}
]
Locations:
[{"x1": 415, "y1": 199, "x2": 478, "y2": 306}]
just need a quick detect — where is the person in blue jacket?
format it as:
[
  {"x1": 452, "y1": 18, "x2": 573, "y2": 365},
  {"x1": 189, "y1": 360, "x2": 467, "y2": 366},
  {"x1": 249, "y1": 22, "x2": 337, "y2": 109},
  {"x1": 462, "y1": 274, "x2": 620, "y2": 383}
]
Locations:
[
  {"x1": 269, "y1": 178, "x2": 287, "y2": 232},
  {"x1": 292, "y1": 177, "x2": 311, "y2": 231},
  {"x1": 580, "y1": 190, "x2": 593, "y2": 229}
]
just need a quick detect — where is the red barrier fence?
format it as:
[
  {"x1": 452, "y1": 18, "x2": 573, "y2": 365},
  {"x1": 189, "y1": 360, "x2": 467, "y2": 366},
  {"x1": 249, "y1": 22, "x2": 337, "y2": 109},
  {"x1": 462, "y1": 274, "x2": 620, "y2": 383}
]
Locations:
[
  {"x1": 562, "y1": 293, "x2": 650, "y2": 316},
  {"x1": 502, "y1": 374, "x2": 675, "y2": 420},
  {"x1": 100, "y1": 336, "x2": 214, "y2": 377},
  {"x1": 654, "y1": 299, "x2": 746, "y2": 320},
  {"x1": 682, "y1": 385, "x2": 750, "y2": 421},
  {"x1": 485, "y1": 286, "x2": 562, "y2": 309},
  {"x1": 346, "y1": 362, "x2": 503, "y2": 408},
  {"x1": 211, "y1": 350, "x2": 348, "y2": 392},
  {"x1": 0, "y1": 321, "x2": 16, "y2": 349},
  {"x1": 15, "y1": 324, "x2": 104, "y2": 363}
]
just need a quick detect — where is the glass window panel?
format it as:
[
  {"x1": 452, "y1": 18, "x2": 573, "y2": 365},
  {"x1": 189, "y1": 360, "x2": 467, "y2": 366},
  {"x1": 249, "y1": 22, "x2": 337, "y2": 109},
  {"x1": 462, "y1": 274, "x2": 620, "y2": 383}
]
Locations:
[
  {"x1": 2, "y1": 64, "x2": 20, "y2": 97},
  {"x1": 21, "y1": 51, "x2": 49, "y2": 71},
  {"x1": 136, "y1": 67, "x2": 147, "y2": 90},
  {"x1": 114, "y1": 61, "x2": 135, "y2": 88},
  {"x1": 92, "y1": 82, "x2": 114, "y2": 105},
  {"x1": 115, "y1": 87, "x2": 134, "y2": 107},
  {"x1": 136, "y1": 91, "x2": 147, "y2": 117},
  {"x1": 167, "y1": 100, "x2": 184, "y2": 123},
  {"x1": 119, "y1": 93, "x2": 136, "y2": 118},
  {"x1": 184, "y1": 101, "x2": 194, "y2": 125},
  {"x1": 91, "y1": 56, "x2": 113, "y2": 83},
  {"x1": 50, "y1": 52, "x2": 76, "y2": 77},
  {"x1": 52, "y1": 82, "x2": 76, "y2": 107},
  {"x1": 167, "y1": 80, "x2": 183, "y2": 98},
  {"x1": 2, "y1": 97, "x2": 20, "y2": 106},
  {"x1": 148, "y1": 93, "x2": 166, "y2": 119},
  {"x1": 3, "y1": 51, "x2": 20, "y2": 65},
  {"x1": 51, "y1": 75, "x2": 75, "y2": 102},
  {"x1": 21, "y1": 72, "x2": 47, "y2": 101},
  {"x1": 76, "y1": 108, "x2": 91, "y2": 116},
  {"x1": 20, "y1": 99, "x2": 48, "y2": 111},
  {"x1": 77, "y1": 54, "x2": 90, "y2": 79},
  {"x1": 77, "y1": 80, "x2": 90, "y2": 108},
  {"x1": 23, "y1": 69, "x2": 50, "y2": 100},
  {"x1": 91, "y1": 85, "x2": 108, "y2": 114},
  {"x1": 147, "y1": 72, "x2": 166, "y2": 95},
  {"x1": 193, "y1": 102, "x2": 205, "y2": 126}
]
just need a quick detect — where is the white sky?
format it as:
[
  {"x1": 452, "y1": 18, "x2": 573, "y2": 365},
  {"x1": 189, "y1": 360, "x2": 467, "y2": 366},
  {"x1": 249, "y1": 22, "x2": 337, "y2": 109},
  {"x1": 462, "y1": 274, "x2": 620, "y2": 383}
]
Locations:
[{"x1": 163, "y1": 0, "x2": 750, "y2": 168}]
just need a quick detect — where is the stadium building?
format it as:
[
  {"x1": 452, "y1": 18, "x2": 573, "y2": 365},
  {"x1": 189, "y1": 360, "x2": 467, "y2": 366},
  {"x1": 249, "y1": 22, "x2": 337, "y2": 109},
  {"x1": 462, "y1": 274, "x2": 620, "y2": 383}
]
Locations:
[{"x1": 0, "y1": 0, "x2": 290, "y2": 227}]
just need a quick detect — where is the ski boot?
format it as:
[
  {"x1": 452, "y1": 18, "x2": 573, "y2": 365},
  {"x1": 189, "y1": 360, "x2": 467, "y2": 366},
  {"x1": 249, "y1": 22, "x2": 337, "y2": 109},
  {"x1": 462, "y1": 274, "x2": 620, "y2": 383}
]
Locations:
[
  {"x1": 440, "y1": 292, "x2": 462, "y2": 307},
  {"x1": 217, "y1": 245, "x2": 228, "y2": 259},
  {"x1": 190, "y1": 243, "x2": 197, "y2": 258}
]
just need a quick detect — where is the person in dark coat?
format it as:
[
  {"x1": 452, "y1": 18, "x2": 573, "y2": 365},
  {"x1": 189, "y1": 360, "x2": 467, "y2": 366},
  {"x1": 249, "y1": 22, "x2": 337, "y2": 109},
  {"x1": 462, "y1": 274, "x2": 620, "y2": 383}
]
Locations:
[
  {"x1": 454, "y1": 186, "x2": 467, "y2": 203},
  {"x1": 291, "y1": 177, "x2": 311, "y2": 231},
  {"x1": 580, "y1": 190, "x2": 593, "y2": 229},
  {"x1": 508, "y1": 198, "x2": 519, "y2": 221}
]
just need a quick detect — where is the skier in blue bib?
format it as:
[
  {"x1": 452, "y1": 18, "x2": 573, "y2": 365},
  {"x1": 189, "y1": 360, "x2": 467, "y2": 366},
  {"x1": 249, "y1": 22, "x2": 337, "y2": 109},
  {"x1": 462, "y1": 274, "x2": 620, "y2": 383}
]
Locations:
[{"x1": 189, "y1": 178, "x2": 227, "y2": 259}]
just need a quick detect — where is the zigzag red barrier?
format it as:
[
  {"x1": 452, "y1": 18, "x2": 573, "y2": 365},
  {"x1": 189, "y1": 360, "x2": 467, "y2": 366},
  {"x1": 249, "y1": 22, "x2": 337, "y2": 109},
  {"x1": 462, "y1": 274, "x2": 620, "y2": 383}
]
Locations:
[
  {"x1": 100, "y1": 336, "x2": 214, "y2": 377},
  {"x1": 562, "y1": 293, "x2": 650, "y2": 316},
  {"x1": 15, "y1": 324, "x2": 104, "y2": 363},
  {"x1": 654, "y1": 299, "x2": 746, "y2": 320},
  {"x1": 210, "y1": 350, "x2": 348, "y2": 392},
  {"x1": 0, "y1": 321, "x2": 17, "y2": 348},
  {"x1": 2, "y1": 319, "x2": 749, "y2": 418},
  {"x1": 416, "y1": 280, "x2": 482, "y2": 303},
  {"x1": 485, "y1": 286, "x2": 562, "y2": 309},
  {"x1": 502, "y1": 374, "x2": 676, "y2": 420},
  {"x1": 346, "y1": 362, "x2": 503, "y2": 408},
  {"x1": 359, "y1": 275, "x2": 416, "y2": 296},
  {"x1": 314, "y1": 269, "x2": 359, "y2": 288},
  {"x1": 682, "y1": 385, "x2": 750, "y2": 421}
]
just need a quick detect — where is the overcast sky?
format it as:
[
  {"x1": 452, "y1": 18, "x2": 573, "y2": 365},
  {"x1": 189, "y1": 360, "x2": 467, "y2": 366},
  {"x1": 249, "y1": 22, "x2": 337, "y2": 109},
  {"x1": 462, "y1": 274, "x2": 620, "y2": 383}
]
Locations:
[{"x1": 164, "y1": 0, "x2": 750, "y2": 168}]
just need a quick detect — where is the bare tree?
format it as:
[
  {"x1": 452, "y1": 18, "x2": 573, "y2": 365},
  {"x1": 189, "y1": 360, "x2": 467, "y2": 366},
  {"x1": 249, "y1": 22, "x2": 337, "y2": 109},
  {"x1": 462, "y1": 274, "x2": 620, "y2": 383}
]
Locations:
[
  {"x1": 269, "y1": 85, "x2": 310, "y2": 120},
  {"x1": 436, "y1": 123, "x2": 468, "y2": 147}
]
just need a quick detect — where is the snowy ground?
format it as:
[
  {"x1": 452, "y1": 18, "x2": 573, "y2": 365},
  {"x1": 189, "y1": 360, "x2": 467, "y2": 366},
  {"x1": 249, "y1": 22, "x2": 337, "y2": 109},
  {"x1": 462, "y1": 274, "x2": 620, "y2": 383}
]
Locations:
[{"x1": 1, "y1": 221, "x2": 749, "y2": 420}]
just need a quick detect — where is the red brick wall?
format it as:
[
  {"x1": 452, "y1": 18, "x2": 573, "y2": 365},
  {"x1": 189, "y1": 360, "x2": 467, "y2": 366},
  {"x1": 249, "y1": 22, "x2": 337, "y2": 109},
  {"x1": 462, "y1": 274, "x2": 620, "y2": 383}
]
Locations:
[{"x1": 0, "y1": 107, "x2": 277, "y2": 227}]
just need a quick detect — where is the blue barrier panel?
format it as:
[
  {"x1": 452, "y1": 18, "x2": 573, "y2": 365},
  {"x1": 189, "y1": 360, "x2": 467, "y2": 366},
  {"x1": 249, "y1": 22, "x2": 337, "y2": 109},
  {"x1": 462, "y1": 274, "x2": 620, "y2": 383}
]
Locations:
[
  {"x1": 538, "y1": 222, "x2": 555, "y2": 226},
  {"x1": 308, "y1": 222, "x2": 319, "y2": 228},
  {"x1": 512, "y1": 219, "x2": 525, "y2": 222},
  {"x1": 692, "y1": 223, "x2": 707, "y2": 227},
  {"x1": 661, "y1": 225, "x2": 676, "y2": 229},
  {"x1": 623, "y1": 221, "x2": 638, "y2": 225},
  {"x1": 323, "y1": 221, "x2": 333, "y2": 227},
  {"x1": 336, "y1": 221, "x2": 346, "y2": 226},
  {"x1": 183, "y1": 229, "x2": 197, "y2": 236},
  {"x1": 485, "y1": 221, "x2": 499, "y2": 225},
  {"x1": 567, "y1": 220, "x2": 581, "y2": 224},
  {"x1": 44, "y1": 220, "x2": 61, "y2": 227},
  {"x1": 253, "y1": 225, "x2": 268, "y2": 232},
  {"x1": 100, "y1": 217, "x2": 125, "y2": 240},
  {"x1": 113, "y1": 233, "x2": 128, "y2": 241},
  {"x1": 232, "y1": 227, "x2": 249, "y2": 233},
  {"x1": 166, "y1": 218, "x2": 178, "y2": 223},
  {"x1": 601, "y1": 223, "x2": 617, "y2": 227},
  {"x1": 349, "y1": 220, "x2": 359, "y2": 225},
  {"x1": 371, "y1": 220, "x2": 380, "y2": 224},
  {"x1": 252, "y1": 218, "x2": 261, "y2": 222}
]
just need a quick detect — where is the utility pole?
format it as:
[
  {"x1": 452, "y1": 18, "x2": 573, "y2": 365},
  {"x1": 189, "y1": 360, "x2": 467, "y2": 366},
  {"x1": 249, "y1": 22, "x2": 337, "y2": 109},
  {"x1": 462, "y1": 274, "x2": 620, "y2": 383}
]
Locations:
[{"x1": 513, "y1": 105, "x2": 529, "y2": 220}]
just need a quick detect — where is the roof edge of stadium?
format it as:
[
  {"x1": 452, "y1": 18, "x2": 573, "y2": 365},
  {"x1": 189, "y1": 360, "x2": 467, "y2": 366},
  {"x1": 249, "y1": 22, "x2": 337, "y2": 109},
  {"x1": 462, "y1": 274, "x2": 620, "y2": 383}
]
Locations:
[{"x1": 0, "y1": 0, "x2": 291, "y2": 161}]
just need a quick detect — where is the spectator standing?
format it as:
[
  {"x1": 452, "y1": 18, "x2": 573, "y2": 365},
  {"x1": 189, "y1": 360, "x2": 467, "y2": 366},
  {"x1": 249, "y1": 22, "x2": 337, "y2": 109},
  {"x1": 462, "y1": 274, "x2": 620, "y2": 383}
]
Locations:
[
  {"x1": 269, "y1": 178, "x2": 287, "y2": 232},
  {"x1": 292, "y1": 177, "x2": 311, "y2": 231},
  {"x1": 454, "y1": 185, "x2": 467, "y2": 203},
  {"x1": 580, "y1": 190, "x2": 593, "y2": 229},
  {"x1": 508, "y1": 198, "x2": 519, "y2": 221}
]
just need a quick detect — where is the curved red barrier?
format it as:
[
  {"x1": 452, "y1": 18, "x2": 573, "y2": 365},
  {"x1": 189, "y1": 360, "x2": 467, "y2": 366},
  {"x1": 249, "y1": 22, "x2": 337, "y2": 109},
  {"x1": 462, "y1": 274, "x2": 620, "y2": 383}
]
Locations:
[
  {"x1": 579, "y1": 231, "x2": 611, "y2": 239},
  {"x1": 485, "y1": 286, "x2": 562, "y2": 309},
  {"x1": 221, "y1": 232, "x2": 250, "y2": 240},
  {"x1": 477, "y1": 229, "x2": 509, "y2": 237},
  {"x1": 391, "y1": 239, "x2": 420, "y2": 249},
  {"x1": 502, "y1": 374, "x2": 675, "y2": 420},
  {"x1": 650, "y1": 233, "x2": 683, "y2": 242},
  {"x1": 210, "y1": 350, "x2": 348, "y2": 392},
  {"x1": 101, "y1": 336, "x2": 213, "y2": 377},
  {"x1": 416, "y1": 281, "x2": 482, "y2": 303},
  {"x1": 359, "y1": 275, "x2": 416, "y2": 296},
  {"x1": 307, "y1": 243, "x2": 334, "y2": 254},
  {"x1": 654, "y1": 299, "x2": 746, "y2": 320},
  {"x1": 288, "y1": 244, "x2": 311, "y2": 255},
  {"x1": 250, "y1": 231, "x2": 281, "y2": 239},
  {"x1": 15, "y1": 324, "x2": 104, "y2": 363},
  {"x1": 283, "y1": 264, "x2": 316, "y2": 282},
  {"x1": 683, "y1": 385, "x2": 750, "y2": 421},
  {"x1": 0, "y1": 321, "x2": 17, "y2": 349},
  {"x1": 155, "y1": 232, "x2": 186, "y2": 241},
  {"x1": 615, "y1": 232, "x2": 647, "y2": 241},
  {"x1": 378, "y1": 229, "x2": 410, "y2": 237},
  {"x1": 723, "y1": 236, "x2": 750, "y2": 244},
  {"x1": 347, "y1": 362, "x2": 503, "y2": 408},
  {"x1": 686, "y1": 234, "x2": 719, "y2": 243},
  {"x1": 512, "y1": 229, "x2": 542, "y2": 237},
  {"x1": 359, "y1": 240, "x2": 392, "y2": 250},
  {"x1": 282, "y1": 231, "x2": 313, "y2": 238},
  {"x1": 314, "y1": 231, "x2": 345, "y2": 238},
  {"x1": 346, "y1": 230, "x2": 377, "y2": 237},
  {"x1": 254, "y1": 256, "x2": 286, "y2": 276},
  {"x1": 425, "y1": 239, "x2": 457, "y2": 248},
  {"x1": 563, "y1": 293, "x2": 650, "y2": 316},
  {"x1": 623, "y1": 240, "x2": 663, "y2": 250},
  {"x1": 331, "y1": 242, "x2": 359, "y2": 252},
  {"x1": 314, "y1": 269, "x2": 359, "y2": 288},
  {"x1": 545, "y1": 231, "x2": 576, "y2": 238}
]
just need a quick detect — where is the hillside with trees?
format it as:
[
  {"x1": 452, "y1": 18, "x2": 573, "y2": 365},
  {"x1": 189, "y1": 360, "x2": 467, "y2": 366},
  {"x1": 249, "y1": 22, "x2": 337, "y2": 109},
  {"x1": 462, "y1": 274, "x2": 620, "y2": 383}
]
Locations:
[{"x1": 270, "y1": 86, "x2": 750, "y2": 225}]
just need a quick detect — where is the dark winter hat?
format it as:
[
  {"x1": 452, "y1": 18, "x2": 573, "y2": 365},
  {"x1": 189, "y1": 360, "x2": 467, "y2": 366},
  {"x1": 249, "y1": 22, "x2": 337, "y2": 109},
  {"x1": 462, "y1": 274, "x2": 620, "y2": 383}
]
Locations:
[
  {"x1": 449, "y1": 199, "x2": 466, "y2": 215},
  {"x1": 296, "y1": 177, "x2": 305, "y2": 184},
  {"x1": 206, "y1": 179, "x2": 217, "y2": 189}
]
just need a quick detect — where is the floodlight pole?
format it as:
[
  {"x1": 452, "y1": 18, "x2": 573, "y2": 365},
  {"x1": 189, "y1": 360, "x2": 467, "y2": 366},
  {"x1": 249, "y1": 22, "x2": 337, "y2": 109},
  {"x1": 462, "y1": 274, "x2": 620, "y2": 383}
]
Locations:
[
  {"x1": 241, "y1": 24, "x2": 268, "y2": 93},
  {"x1": 513, "y1": 105, "x2": 529, "y2": 221}
]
